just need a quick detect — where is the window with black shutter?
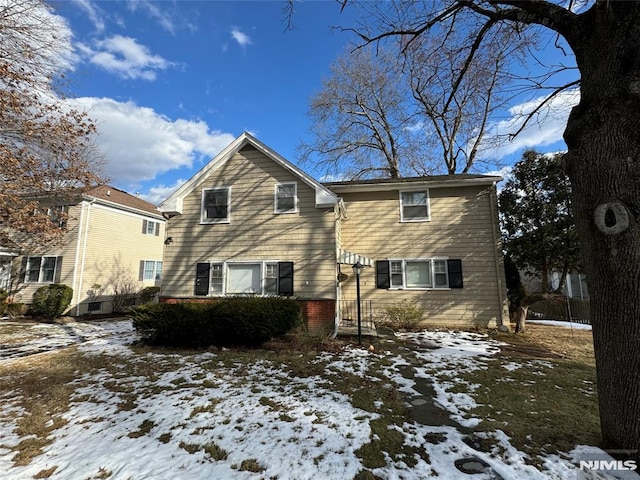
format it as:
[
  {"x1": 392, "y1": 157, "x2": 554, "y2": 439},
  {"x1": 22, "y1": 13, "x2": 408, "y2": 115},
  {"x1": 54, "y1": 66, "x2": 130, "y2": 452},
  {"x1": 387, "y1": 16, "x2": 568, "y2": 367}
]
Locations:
[
  {"x1": 376, "y1": 260, "x2": 391, "y2": 289},
  {"x1": 278, "y1": 262, "x2": 294, "y2": 296},
  {"x1": 447, "y1": 259, "x2": 463, "y2": 288}
]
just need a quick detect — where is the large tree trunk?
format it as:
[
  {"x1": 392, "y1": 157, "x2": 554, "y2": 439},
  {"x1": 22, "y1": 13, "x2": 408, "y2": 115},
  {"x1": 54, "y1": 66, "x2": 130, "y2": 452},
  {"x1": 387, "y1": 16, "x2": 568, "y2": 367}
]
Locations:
[{"x1": 562, "y1": 3, "x2": 640, "y2": 462}]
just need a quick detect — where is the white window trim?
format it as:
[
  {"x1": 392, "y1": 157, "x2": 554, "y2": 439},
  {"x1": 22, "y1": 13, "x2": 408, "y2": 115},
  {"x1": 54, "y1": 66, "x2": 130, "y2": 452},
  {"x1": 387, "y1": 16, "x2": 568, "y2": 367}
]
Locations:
[
  {"x1": 25, "y1": 256, "x2": 59, "y2": 284},
  {"x1": 274, "y1": 182, "x2": 298, "y2": 214},
  {"x1": 399, "y1": 189, "x2": 431, "y2": 222},
  {"x1": 142, "y1": 260, "x2": 163, "y2": 282},
  {"x1": 144, "y1": 220, "x2": 158, "y2": 235},
  {"x1": 201, "y1": 187, "x2": 231, "y2": 224},
  {"x1": 206, "y1": 260, "x2": 280, "y2": 296},
  {"x1": 387, "y1": 258, "x2": 450, "y2": 290}
]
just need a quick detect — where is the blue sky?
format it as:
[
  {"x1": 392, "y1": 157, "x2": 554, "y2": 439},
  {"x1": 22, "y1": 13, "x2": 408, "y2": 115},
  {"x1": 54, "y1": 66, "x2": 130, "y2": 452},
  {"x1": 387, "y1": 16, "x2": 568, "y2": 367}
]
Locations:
[{"x1": 48, "y1": 0, "x2": 577, "y2": 204}]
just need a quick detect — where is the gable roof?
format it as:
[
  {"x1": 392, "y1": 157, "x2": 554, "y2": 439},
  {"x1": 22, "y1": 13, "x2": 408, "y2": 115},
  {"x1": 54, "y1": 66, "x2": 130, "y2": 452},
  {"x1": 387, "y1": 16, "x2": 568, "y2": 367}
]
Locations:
[{"x1": 159, "y1": 132, "x2": 339, "y2": 215}]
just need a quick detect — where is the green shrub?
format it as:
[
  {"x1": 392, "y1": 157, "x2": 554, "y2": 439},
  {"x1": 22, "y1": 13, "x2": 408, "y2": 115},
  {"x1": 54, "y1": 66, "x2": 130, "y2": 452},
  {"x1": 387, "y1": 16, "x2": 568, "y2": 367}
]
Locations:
[
  {"x1": 381, "y1": 300, "x2": 424, "y2": 331},
  {"x1": 131, "y1": 297, "x2": 303, "y2": 347},
  {"x1": 5, "y1": 302, "x2": 26, "y2": 317},
  {"x1": 0, "y1": 289, "x2": 7, "y2": 315},
  {"x1": 139, "y1": 286, "x2": 161, "y2": 304},
  {"x1": 31, "y1": 284, "x2": 73, "y2": 319}
]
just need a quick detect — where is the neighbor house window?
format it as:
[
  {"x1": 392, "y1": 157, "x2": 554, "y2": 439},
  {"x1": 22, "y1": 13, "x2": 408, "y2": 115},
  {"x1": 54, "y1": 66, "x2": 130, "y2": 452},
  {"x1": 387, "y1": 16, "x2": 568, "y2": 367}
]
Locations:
[
  {"x1": 376, "y1": 258, "x2": 460, "y2": 290},
  {"x1": 47, "y1": 206, "x2": 66, "y2": 227},
  {"x1": 140, "y1": 260, "x2": 162, "y2": 281},
  {"x1": 194, "y1": 261, "x2": 293, "y2": 296},
  {"x1": 201, "y1": 187, "x2": 230, "y2": 223},
  {"x1": 275, "y1": 183, "x2": 297, "y2": 213},
  {"x1": 142, "y1": 219, "x2": 160, "y2": 236},
  {"x1": 400, "y1": 191, "x2": 430, "y2": 221},
  {"x1": 25, "y1": 256, "x2": 59, "y2": 283}
]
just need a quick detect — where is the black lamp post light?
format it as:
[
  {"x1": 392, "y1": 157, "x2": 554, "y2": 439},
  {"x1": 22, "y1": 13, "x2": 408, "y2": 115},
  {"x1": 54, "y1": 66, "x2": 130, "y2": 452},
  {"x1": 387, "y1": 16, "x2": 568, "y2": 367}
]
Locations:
[{"x1": 352, "y1": 262, "x2": 364, "y2": 345}]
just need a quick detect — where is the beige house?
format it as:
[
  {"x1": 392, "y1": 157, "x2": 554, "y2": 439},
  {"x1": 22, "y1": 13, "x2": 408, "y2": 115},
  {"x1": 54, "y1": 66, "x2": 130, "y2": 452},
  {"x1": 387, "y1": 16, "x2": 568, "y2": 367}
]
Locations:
[
  {"x1": 159, "y1": 132, "x2": 508, "y2": 332},
  {"x1": 5, "y1": 186, "x2": 165, "y2": 316}
]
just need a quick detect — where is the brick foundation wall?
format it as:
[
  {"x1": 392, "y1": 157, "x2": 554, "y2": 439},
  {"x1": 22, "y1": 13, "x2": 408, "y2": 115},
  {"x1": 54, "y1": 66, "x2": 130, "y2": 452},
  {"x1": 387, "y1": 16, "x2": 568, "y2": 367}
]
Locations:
[
  {"x1": 159, "y1": 297, "x2": 336, "y2": 335},
  {"x1": 299, "y1": 299, "x2": 336, "y2": 334}
]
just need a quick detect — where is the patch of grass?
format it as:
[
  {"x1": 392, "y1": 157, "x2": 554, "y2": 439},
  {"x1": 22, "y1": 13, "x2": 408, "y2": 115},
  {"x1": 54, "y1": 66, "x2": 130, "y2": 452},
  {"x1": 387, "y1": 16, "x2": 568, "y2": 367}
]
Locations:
[
  {"x1": 0, "y1": 349, "x2": 80, "y2": 466},
  {"x1": 462, "y1": 355, "x2": 600, "y2": 464},
  {"x1": 158, "y1": 433, "x2": 172, "y2": 444},
  {"x1": 203, "y1": 442, "x2": 228, "y2": 461},
  {"x1": 239, "y1": 458, "x2": 265, "y2": 473},
  {"x1": 179, "y1": 441, "x2": 200, "y2": 454},
  {"x1": 33, "y1": 466, "x2": 57, "y2": 478},
  {"x1": 188, "y1": 400, "x2": 220, "y2": 418},
  {"x1": 127, "y1": 419, "x2": 155, "y2": 439}
]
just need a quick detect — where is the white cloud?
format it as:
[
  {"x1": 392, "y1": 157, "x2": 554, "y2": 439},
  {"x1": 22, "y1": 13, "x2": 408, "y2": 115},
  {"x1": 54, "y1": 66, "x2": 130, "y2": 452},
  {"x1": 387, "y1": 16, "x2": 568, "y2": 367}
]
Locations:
[
  {"x1": 127, "y1": 0, "x2": 176, "y2": 34},
  {"x1": 67, "y1": 97, "x2": 236, "y2": 185},
  {"x1": 485, "y1": 89, "x2": 580, "y2": 160},
  {"x1": 140, "y1": 179, "x2": 187, "y2": 205},
  {"x1": 70, "y1": 0, "x2": 105, "y2": 33},
  {"x1": 231, "y1": 28, "x2": 252, "y2": 48},
  {"x1": 80, "y1": 35, "x2": 170, "y2": 80}
]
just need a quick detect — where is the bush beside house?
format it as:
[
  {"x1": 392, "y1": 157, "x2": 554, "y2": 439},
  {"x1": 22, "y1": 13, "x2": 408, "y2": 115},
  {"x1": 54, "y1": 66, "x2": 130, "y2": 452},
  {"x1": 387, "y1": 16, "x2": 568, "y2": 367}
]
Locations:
[
  {"x1": 131, "y1": 297, "x2": 303, "y2": 347},
  {"x1": 30, "y1": 284, "x2": 73, "y2": 319}
]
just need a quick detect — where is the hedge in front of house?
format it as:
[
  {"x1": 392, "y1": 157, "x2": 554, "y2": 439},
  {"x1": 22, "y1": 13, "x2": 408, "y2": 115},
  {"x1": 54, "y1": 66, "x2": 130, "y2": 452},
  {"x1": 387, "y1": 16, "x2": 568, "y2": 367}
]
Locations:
[
  {"x1": 31, "y1": 284, "x2": 73, "y2": 319},
  {"x1": 131, "y1": 297, "x2": 303, "y2": 347}
]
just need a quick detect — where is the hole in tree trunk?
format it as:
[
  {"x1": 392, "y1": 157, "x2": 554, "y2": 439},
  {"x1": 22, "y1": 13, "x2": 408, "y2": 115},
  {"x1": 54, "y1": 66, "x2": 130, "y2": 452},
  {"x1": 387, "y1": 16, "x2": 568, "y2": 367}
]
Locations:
[{"x1": 604, "y1": 208, "x2": 617, "y2": 228}]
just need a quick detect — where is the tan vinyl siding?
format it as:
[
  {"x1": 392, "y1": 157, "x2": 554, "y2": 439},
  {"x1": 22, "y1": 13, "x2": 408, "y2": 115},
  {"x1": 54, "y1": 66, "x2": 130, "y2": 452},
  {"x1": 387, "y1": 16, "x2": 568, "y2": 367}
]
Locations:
[
  {"x1": 162, "y1": 145, "x2": 337, "y2": 299},
  {"x1": 338, "y1": 184, "x2": 506, "y2": 326},
  {"x1": 13, "y1": 203, "x2": 83, "y2": 306},
  {"x1": 14, "y1": 202, "x2": 165, "y2": 315},
  {"x1": 76, "y1": 203, "x2": 165, "y2": 314}
]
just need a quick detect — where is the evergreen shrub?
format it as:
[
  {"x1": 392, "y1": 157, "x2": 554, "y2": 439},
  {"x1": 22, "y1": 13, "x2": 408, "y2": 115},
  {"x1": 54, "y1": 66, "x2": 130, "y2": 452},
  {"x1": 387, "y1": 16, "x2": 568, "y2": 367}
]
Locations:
[
  {"x1": 31, "y1": 284, "x2": 73, "y2": 318},
  {"x1": 131, "y1": 297, "x2": 302, "y2": 347}
]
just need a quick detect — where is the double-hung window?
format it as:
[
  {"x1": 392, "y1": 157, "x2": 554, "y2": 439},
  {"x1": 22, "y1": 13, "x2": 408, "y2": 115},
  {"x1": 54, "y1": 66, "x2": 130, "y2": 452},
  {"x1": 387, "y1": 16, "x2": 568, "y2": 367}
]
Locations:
[
  {"x1": 377, "y1": 258, "x2": 459, "y2": 290},
  {"x1": 142, "y1": 219, "x2": 160, "y2": 236},
  {"x1": 195, "y1": 261, "x2": 293, "y2": 296},
  {"x1": 275, "y1": 183, "x2": 297, "y2": 214},
  {"x1": 25, "y1": 256, "x2": 59, "y2": 283},
  {"x1": 201, "y1": 187, "x2": 230, "y2": 223},
  {"x1": 400, "y1": 191, "x2": 430, "y2": 222},
  {"x1": 140, "y1": 260, "x2": 162, "y2": 282}
]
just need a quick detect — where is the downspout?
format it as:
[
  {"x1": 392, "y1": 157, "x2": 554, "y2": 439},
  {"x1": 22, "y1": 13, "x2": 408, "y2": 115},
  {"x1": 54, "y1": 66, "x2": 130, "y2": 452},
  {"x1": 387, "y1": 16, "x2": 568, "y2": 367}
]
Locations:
[
  {"x1": 71, "y1": 201, "x2": 86, "y2": 314},
  {"x1": 76, "y1": 198, "x2": 96, "y2": 315},
  {"x1": 488, "y1": 182, "x2": 507, "y2": 327},
  {"x1": 331, "y1": 200, "x2": 346, "y2": 339}
]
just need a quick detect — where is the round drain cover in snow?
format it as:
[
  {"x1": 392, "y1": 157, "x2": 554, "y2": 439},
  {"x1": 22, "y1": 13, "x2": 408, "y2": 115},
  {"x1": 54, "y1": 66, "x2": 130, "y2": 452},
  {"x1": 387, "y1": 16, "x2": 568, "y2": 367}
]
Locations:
[{"x1": 454, "y1": 457, "x2": 491, "y2": 474}]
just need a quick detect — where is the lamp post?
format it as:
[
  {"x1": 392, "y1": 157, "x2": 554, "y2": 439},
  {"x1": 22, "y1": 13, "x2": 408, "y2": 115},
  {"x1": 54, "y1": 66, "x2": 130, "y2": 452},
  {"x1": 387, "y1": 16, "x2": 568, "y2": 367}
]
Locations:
[{"x1": 352, "y1": 262, "x2": 364, "y2": 345}]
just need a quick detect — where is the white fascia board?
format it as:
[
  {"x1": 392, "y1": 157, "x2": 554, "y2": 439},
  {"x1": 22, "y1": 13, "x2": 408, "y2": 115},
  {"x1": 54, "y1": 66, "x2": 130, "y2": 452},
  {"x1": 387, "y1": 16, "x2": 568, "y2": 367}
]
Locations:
[{"x1": 158, "y1": 132, "x2": 339, "y2": 214}]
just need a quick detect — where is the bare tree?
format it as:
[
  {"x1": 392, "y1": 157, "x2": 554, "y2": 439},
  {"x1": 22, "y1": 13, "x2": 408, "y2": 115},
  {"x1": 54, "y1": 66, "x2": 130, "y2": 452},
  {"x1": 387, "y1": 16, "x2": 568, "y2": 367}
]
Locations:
[
  {"x1": 330, "y1": 0, "x2": 640, "y2": 462},
  {"x1": 0, "y1": 0, "x2": 104, "y2": 248},
  {"x1": 298, "y1": 46, "x2": 422, "y2": 179},
  {"x1": 403, "y1": 18, "x2": 529, "y2": 174}
]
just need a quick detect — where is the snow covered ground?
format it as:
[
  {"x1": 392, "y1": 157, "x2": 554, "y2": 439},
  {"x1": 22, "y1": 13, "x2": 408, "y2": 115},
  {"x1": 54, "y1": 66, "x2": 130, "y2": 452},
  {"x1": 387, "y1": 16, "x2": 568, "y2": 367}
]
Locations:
[{"x1": 0, "y1": 318, "x2": 635, "y2": 479}]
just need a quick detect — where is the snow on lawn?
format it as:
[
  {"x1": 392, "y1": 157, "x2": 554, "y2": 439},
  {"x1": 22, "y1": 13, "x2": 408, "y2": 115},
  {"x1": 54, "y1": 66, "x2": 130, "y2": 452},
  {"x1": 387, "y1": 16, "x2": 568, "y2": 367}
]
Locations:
[
  {"x1": 0, "y1": 320, "x2": 636, "y2": 479},
  {"x1": 528, "y1": 319, "x2": 592, "y2": 330}
]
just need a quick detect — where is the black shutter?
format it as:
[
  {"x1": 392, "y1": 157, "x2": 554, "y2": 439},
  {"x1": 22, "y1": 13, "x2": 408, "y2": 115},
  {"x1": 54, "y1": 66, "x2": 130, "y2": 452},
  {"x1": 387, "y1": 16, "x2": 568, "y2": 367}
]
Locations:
[
  {"x1": 142, "y1": 219, "x2": 147, "y2": 234},
  {"x1": 195, "y1": 263, "x2": 210, "y2": 296},
  {"x1": 376, "y1": 260, "x2": 390, "y2": 289},
  {"x1": 155, "y1": 222, "x2": 160, "y2": 236},
  {"x1": 448, "y1": 259, "x2": 463, "y2": 288},
  {"x1": 278, "y1": 262, "x2": 294, "y2": 296},
  {"x1": 139, "y1": 261, "x2": 145, "y2": 281}
]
